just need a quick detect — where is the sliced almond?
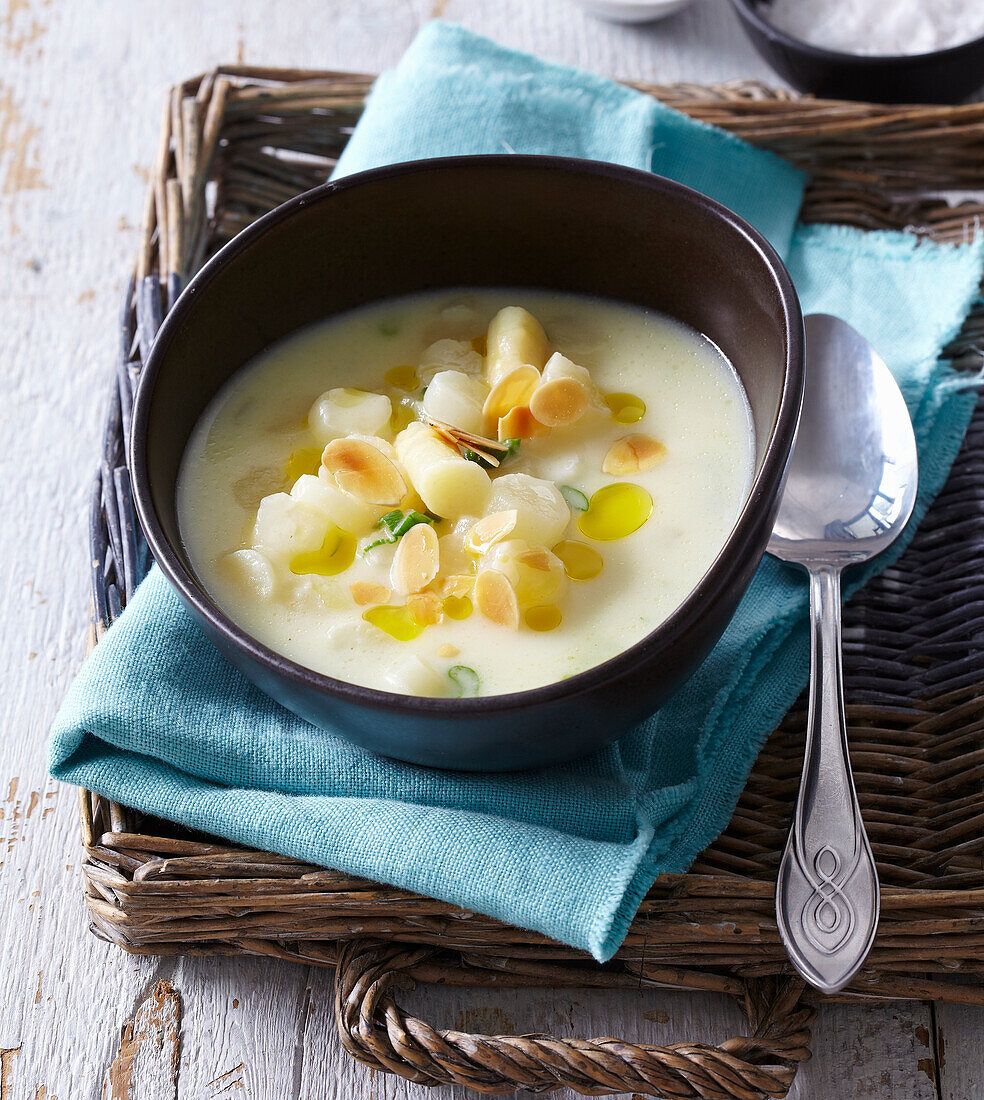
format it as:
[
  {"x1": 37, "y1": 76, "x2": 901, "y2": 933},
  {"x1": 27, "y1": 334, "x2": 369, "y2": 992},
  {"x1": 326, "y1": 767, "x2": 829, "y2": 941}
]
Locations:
[
  {"x1": 437, "y1": 642, "x2": 461, "y2": 658},
  {"x1": 426, "y1": 417, "x2": 509, "y2": 453},
  {"x1": 322, "y1": 438, "x2": 407, "y2": 504},
  {"x1": 466, "y1": 510, "x2": 518, "y2": 553},
  {"x1": 602, "y1": 434, "x2": 668, "y2": 476},
  {"x1": 407, "y1": 591, "x2": 444, "y2": 625},
  {"x1": 390, "y1": 523, "x2": 440, "y2": 594},
  {"x1": 425, "y1": 417, "x2": 508, "y2": 468},
  {"x1": 442, "y1": 573, "x2": 476, "y2": 598},
  {"x1": 474, "y1": 568, "x2": 520, "y2": 629},
  {"x1": 529, "y1": 377, "x2": 589, "y2": 427},
  {"x1": 497, "y1": 405, "x2": 548, "y2": 441},
  {"x1": 482, "y1": 364, "x2": 540, "y2": 425},
  {"x1": 350, "y1": 581, "x2": 391, "y2": 606},
  {"x1": 429, "y1": 422, "x2": 467, "y2": 450},
  {"x1": 516, "y1": 547, "x2": 552, "y2": 572}
]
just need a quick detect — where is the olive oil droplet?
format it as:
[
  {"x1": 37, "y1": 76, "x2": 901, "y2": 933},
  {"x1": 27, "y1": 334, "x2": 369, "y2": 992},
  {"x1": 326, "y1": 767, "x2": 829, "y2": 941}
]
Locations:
[
  {"x1": 289, "y1": 526, "x2": 356, "y2": 576},
  {"x1": 384, "y1": 366, "x2": 419, "y2": 391},
  {"x1": 363, "y1": 605, "x2": 425, "y2": 641},
  {"x1": 284, "y1": 447, "x2": 323, "y2": 483},
  {"x1": 390, "y1": 403, "x2": 417, "y2": 433},
  {"x1": 525, "y1": 605, "x2": 562, "y2": 632},
  {"x1": 553, "y1": 540, "x2": 604, "y2": 580},
  {"x1": 443, "y1": 595, "x2": 473, "y2": 620},
  {"x1": 604, "y1": 392, "x2": 646, "y2": 424},
  {"x1": 578, "y1": 484, "x2": 653, "y2": 541}
]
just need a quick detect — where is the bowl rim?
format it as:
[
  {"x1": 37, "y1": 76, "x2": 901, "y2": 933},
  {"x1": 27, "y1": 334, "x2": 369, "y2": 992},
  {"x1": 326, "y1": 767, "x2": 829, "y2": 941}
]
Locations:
[
  {"x1": 131, "y1": 153, "x2": 804, "y2": 718},
  {"x1": 730, "y1": 0, "x2": 984, "y2": 64}
]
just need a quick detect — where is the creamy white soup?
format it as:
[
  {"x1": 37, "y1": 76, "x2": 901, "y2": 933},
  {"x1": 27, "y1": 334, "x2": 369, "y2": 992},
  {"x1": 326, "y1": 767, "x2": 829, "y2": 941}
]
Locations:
[{"x1": 177, "y1": 290, "x2": 755, "y2": 698}]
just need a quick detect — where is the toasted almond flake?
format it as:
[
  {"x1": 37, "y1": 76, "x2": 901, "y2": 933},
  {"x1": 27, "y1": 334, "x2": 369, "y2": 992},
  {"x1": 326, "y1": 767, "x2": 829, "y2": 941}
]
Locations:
[
  {"x1": 425, "y1": 418, "x2": 507, "y2": 467},
  {"x1": 529, "y1": 377, "x2": 589, "y2": 427},
  {"x1": 322, "y1": 438, "x2": 407, "y2": 504},
  {"x1": 602, "y1": 434, "x2": 668, "y2": 476},
  {"x1": 437, "y1": 643, "x2": 461, "y2": 658},
  {"x1": 466, "y1": 510, "x2": 518, "y2": 553},
  {"x1": 516, "y1": 548, "x2": 552, "y2": 572},
  {"x1": 474, "y1": 569, "x2": 520, "y2": 629},
  {"x1": 350, "y1": 581, "x2": 391, "y2": 606},
  {"x1": 430, "y1": 423, "x2": 465, "y2": 449},
  {"x1": 434, "y1": 431, "x2": 463, "y2": 454},
  {"x1": 390, "y1": 523, "x2": 440, "y2": 594},
  {"x1": 426, "y1": 417, "x2": 509, "y2": 452},
  {"x1": 408, "y1": 591, "x2": 444, "y2": 625},
  {"x1": 482, "y1": 365, "x2": 540, "y2": 425},
  {"x1": 442, "y1": 573, "x2": 476, "y2": 598},
  {"x1": 497, "y1": 405, "x2": 548, "y2": 441}
]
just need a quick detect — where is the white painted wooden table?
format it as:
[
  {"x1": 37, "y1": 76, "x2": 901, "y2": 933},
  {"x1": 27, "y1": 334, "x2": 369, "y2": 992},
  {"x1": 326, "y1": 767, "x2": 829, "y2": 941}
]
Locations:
[{"x1": 1, "y1": 1, "x2": 980, "y2": 1096}]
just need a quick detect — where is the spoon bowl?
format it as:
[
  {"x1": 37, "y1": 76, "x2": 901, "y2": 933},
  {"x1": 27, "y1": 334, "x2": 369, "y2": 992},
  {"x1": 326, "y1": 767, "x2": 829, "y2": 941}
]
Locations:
[
  {"x1": 770, "y1": 313, "x2": 918, "y2": 994},
  {"x1": 770, "y1": 313, "x2": 919, "y2": 566}
]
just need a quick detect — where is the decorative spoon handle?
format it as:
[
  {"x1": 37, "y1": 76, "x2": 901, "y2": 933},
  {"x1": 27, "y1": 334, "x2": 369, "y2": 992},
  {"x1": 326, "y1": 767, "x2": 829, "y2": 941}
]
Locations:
[{"x1": 776, "y1": 564, "x2": 879, "y2": 994}]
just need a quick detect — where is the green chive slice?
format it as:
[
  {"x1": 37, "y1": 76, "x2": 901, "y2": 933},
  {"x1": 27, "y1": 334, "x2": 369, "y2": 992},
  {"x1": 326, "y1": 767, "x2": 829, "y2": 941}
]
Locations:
[
  {"x1": 448, "y1": 665, "x2": 480, "y2": 698},
  {"x1": 362, "y1": 510, "x2": 436, "y2": 554}
]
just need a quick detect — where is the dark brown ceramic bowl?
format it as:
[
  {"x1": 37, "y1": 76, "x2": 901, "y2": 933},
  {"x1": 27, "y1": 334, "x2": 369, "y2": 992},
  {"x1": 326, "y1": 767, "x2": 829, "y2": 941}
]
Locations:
[
  {"x1": 131, "y1": 156, "x2": 804, "y2": 771},
  {"x1": 731, "y1": 0, "x2": 984, "y2": 104}
]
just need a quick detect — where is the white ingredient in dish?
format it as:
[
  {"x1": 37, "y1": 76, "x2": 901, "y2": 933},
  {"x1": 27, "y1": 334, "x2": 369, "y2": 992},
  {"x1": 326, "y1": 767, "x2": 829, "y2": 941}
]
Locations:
[
  {"x1": 763, "y1": 0, "x2": 984, "y2": 56},
  {"x1": 178, "y1": 289, "x2": 756, "y2": 698}
]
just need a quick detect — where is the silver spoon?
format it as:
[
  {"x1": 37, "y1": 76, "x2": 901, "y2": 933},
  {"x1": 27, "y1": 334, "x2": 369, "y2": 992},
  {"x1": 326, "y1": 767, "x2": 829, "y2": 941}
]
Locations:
[{"x1": 769, "y1": 313, "x2": 918, "y2": 994}]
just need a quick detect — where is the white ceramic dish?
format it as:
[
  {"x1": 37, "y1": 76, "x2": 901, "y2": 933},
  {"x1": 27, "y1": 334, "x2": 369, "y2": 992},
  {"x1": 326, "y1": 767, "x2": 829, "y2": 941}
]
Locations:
[{"x1": 571, "y1": 0, "x2": 694, "y2": 25}]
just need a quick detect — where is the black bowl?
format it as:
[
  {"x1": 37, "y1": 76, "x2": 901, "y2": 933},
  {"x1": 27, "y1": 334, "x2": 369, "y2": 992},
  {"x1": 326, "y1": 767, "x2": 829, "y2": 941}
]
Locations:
[
  {"x1": 131, "y1": 155, "x2": 803, "y2": 772},
  {"x1": 731, "y1": 0, "x2": 984, "y2": 104}
]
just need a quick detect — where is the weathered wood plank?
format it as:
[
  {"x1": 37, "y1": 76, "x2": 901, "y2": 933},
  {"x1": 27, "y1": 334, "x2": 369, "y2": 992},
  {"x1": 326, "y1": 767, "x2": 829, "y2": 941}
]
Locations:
[
  {"x1": 172, "y1": 956, "x2": 311, "y2": 1100},
  {"x1": 797, "y1": 1002, "x2": 940, "y2": 1100},
  {"x1": 936, "y1": 1003, "x2": 984, "y2": 1100},
  {"x1": 100, "y1": 979, "x2": 182, "y2": 1100}
]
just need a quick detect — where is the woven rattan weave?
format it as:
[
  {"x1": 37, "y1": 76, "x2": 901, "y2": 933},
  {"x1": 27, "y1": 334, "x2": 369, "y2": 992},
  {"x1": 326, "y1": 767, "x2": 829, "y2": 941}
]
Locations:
[{"x1": 81, "y1": 69, "x2": 984, "y2": 1098}]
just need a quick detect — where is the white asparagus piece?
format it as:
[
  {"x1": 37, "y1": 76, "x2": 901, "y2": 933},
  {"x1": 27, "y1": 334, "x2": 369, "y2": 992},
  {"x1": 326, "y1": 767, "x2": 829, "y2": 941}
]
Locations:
[
  {"x1": 422, "y1": 370, "x2": 488, "y2": 435},
  {"x1": 308, "y1": 387, "x2": 392, "y2": 443},
  {"x1": 395, "y1": 421, "x2": 491, "y2": 519},
  {"x1": 220, "y1": 548, "x2": 279, "y2": 600},
  {"x1": 385, "y1": 654, "x2": 449, "y2": 697},
  {"x1": 485, "y1": 472, "x2": 570, "y2": 547},
  {"x1": 541, "y1": 351, "x2": 596, "y2": 392},
  {"x1": 484, "y1": 306, "x2": 550, "y2": 386},
  {"x1": 482, "y1": 539, "x2": 567, "y2": 606},
  {"x1": 251, "y1": 492, "x2": 331, "y2": 564},
  {"x1": 417, "y1": 337, "x2": 483, "y2": 384},
  {"x1": 292, "y1": 472, "x2": 386, "y2": 535}
]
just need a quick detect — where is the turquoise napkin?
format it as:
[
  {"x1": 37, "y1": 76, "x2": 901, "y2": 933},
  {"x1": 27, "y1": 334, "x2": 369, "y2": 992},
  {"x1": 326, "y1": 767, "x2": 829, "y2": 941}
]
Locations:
[{"x1": 49, "y1": 23, "x2": 984, "y2": 961}]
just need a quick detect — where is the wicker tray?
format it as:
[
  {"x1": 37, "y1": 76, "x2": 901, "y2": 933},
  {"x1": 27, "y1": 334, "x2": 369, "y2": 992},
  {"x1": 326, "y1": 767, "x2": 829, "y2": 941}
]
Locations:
[{"x1": 81, "y1": 68, "x2": 984, "y2": 1099}]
